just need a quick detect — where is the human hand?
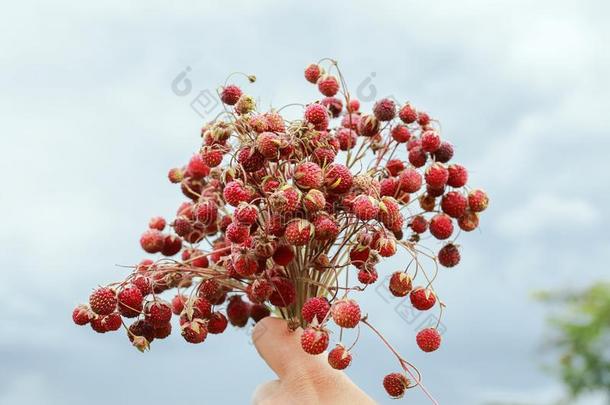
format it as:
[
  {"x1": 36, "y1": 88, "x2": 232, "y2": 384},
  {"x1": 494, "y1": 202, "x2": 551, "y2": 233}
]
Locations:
[{"x1": 252, "y1": 317, "x2": 377, "y2": 405}]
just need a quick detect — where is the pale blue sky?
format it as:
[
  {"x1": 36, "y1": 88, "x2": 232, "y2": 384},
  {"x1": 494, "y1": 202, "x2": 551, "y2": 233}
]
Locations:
[{"x1": 1, "y1": 1, "x2": 609, "y2": 404}]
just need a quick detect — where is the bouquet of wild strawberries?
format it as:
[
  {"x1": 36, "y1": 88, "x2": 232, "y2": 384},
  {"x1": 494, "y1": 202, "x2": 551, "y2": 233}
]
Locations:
[{"x1": 72, "y1": 59, "x2": 488, "y2": 401}]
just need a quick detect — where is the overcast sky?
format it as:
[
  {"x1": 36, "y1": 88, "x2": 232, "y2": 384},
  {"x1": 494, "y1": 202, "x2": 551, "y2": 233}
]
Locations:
[{"x1": 1, "y1": 1, "x2": 609, "y2": 404}]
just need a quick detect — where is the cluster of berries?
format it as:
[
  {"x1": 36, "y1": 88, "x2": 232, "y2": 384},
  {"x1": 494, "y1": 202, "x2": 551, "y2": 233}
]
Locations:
[{"x1": 73, "y1": 59, "x2": 488, "y2": 401}]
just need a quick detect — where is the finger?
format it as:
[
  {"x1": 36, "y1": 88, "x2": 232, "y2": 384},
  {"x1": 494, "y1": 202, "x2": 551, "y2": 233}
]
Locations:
[
  {"x1": 252, "y1": 317, "x2": 329, "y2": 380},
  {"x1": 251, "y1": 380, "x2": 281, "y2": 405}
]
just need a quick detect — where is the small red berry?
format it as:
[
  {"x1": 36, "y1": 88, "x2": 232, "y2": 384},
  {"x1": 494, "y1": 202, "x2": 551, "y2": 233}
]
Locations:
[
  {"x1": 145, "y1": 301, "x2": 172, "y2": 328},
  {"x1": 148, "y1": 216, "x2": 166, "y2": 231},
  {"x1": 438, "y1": 243, "x2": 461, "y2": 268},
  {"x1": 389, "y1": 272, "x2": 413, "y2": 297},
  {"x1": 421, "y1": 130, "x2": 441, "y2": 152},
  {"x1": 89, "y1": 287, "x2": 117, "y2": 316},
  {"x1": 328, "y1": 345, "x2": 352, "y2": 370},
  {"x1": 304, "y1": 63, "x2": 322, "y2": 84},
  {"x1": 331, "y1": 299, "x2": 361, "y2": 328},
  {"x1": 383, "y1": 373, "x2": 410, "y2": 398},
  {"x1": 72, "y1": 305, "x2": 92, "y2": 325},
  {"x1": 410, "y1": 287, "x2": 436, "y2": 310},
  {"x1": 294, "y1": 162, "x2": 323, "y2": 190},
  {"x1": 139, "y1": 229, "x2": 165, "y2": 254},
  {"x1": 302, "y1": 297, "x2": 330, "y2": 324},
  {"x1": 429, "y1": 213, "x2": 454, "y2": 240},
  {"x1": 118, "y1": 286, "x2": 143, "y2": 318},
  {"x1": 181, "y1": 319, "x2": 208, "y2": 343},
  {"x1": 425, "y1": 163, "x2": 449, "y2": 189},
  {"x1": 317, "y1": 75, "x2": 339, "y2": 97},
  {"x1": 208, "y1": 312, "x2": 228, "y2": 334},
  {"x1": 301, "y1": 327, "x2": 330, "y2": 355},
  {"x1": 373, "y1": 98, "x2": 396, "y2": 121},
  {"x1": 399, "y1": 103, "x2": 417, "y2": 124},
  {"x1": 468, "y1": 189, "x2": 489, "y2": 212},
  {"x1": 285, "y1": 219, "x2": 314, "y2": 246},
  {"x1": 447, "y1": 164, "x2": 468, "y2": 188},
  {"x1": 304, "y1": 103, "x2": 330, "y2": 131},
  {"x1": 391, "y1": 125, "x2": 411, "y2": 143},
  {"x1": 458, "y1": 210, "x2": 479, "y2": 231},
  {"x1": 220, "y1": 85, "x2": 242, "y2": 105},
  {"x1": 416, "y1": 328, "x2": 441, "y2": 352},
  {"x1": 441, "y1": 191, "x2": 468, "y2": 218}
]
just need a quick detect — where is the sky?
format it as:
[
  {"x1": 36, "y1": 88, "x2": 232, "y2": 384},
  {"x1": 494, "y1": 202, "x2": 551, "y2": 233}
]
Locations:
[{"x1": 1, "y1": 0, "x2": 609, "y2": 404}]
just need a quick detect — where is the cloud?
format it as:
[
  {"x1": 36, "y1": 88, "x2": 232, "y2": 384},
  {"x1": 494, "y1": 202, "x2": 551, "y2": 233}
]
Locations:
[{"x1": 496, "y1": 193, "x2": 600, "y2": 237}]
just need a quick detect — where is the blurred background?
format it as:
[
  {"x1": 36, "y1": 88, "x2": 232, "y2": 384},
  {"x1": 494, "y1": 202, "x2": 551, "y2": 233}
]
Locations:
[{"x1": 1, "y1": 1, "x2": 608, "y2": 404}]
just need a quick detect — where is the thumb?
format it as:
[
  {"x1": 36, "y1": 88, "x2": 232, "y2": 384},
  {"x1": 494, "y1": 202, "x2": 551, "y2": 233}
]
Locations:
[{"x1": 253, "y1": 316, "x2": 331, "y2": 380}]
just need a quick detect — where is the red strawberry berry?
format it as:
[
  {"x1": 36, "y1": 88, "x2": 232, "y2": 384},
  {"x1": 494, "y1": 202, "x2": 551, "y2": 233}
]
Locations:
[
  {"x1": 301, "y1": 327, "x2": 330, "y2": 355},
  {"x1": 386, "y1": 159, "x2": 405, "y2": 176},
  {"x1": 458, "y1": 210, "x2": 479, "y2": 231},
  {"x1": 441, "y1": 191, "x2": 468, "y2": 218},
  {"x1": 302, "y1": 297, "x2": 330, "y2": 324},
  {"x1": 139, "y1": 229, "x2": 165, "y2": 253},
  {"x1": 304, "y1": 63, "x2": 322, "y2": 83},
  {"x1": 148, "y1": 216, "x2": 166, "y2": 231},
  {"x1": 145, "y1": 301, "x2": 172, "y2": 328},
  {"x1": 399, "y1": 168, "x2": 422, "y2": 193},
  {"x1": 227, "y1": 295, "x2": 251, "y2": 327},
  {"x1": 410, "y1": 215, "x2": 428, "y2": 234},
  {"x1": 433, "y1": 141, "x2": 454, "y2": 163},
  {"x1": 220, "y1": 85, "x2": 242, "y2": 105},
  {"x1": 303, "y1": 189, "x2": 326, "y2": 213},
  {"x1": 416, "y1": 328, "x2": 441, "y2": 352},
  {"x1": 447, "y1": 164, "x2": 468, "y2": 188},
  {"x1": 321, "y1": 97, "x2": 343, "y2": 117},
  {"x1": 317, "y1": 75, "x2": 339, "y2": 97},
  {"x1": 272, "y1": 244, "x2": 294, "y2": 266},
  {"x1": 383, "y1": 373, "x2": 410, "y2": 398},
  {"x1": 429, "y1": 213, "x2": 454, "y2": 240},
  {"x1": 324, "y1": 164, "x2": 353, "y2": 194},
  {"x1": 399, "y1": 103, "x2": 417, "y2": 124},
  {"x1": 468, "y1": 189, "x2": 489, "y2": 212},
  {"x1": 237, "y1": 147, "x2": 265, "y2": 172},
  {"x1": 313, "y1": 215, "x2": 339, "y2": 241},
  {"x1": 89, "y1": 287, "x2": 117, "y2": 316},
  {"x1": 72, "y1": 305, "x2": 92, "y2": 325},
  {"x1": 391, "y1": 125, "x2": 411, "y2": 143},
  {"x1": 304, "y1": 103, "x2": 329, "y2": 131},
  {"x1": 118, "y1": 286, "x2": 143, "y2": 318},
  {"x1": 438, "y1": 243, "x2": 460, "y2": 267},
  {"x1": 421, "y1": 130, "x2": 441, "y2": 152},
  {"x1": 373, "y1": 98, "x2": 396, "y2": 121},
  {"x1": 358, "y1": 267, "x2": 378, "y2": 284},
  {"x1": 200, "y1": 147, "x2": 224, "y2": 167},
  {"x1": 425, "y1": 163, "x2": 449, "y2": 189},
  {"x1": 208, "y1": 312, "x2": 228, "y2": 334},
  {"x1": 223, "y1": 181, "x2": 252, "y2": 207},
  {"x1": 389, "y1": 272, "x2": 413, "y2": 297},
  {"x1": 256, "y1": 132, "x2": 281, "y2": 160},
  {"x1": 234, "y1": 203, "x2": 257, "y2": 225},
  {"x1": 358, "y1": 114, "x2": 380, "y2": 137},
  {"x1": 408, "y1": 147, "x2": 427, "y2": 168},
  {"x1": 417, "y1": 112, "x2": 431, "y2": 126},
  {"x1": 410, "y1": 287, "x2": 436, "y2": 310},
  {"x1": 181, "y1": 319, "x2": 208, "y2": 343},
  {"x1": 285, "y1": 219, "x2": 314, "y2": 246},
  {"x1": 161, "y1": 234, "x2": 182, "y2": 256},
  {"x1": 171, "y1": 294, "x2": 187, "y2": 315},
  {"x1": 226, "y1": 222, "x2": 250, "y2": 244},
  {"x1": 328, "y1": 345, "x2": 352, "y2": 370},
  {"x1": 294, "y1": 162, "x2": 323, "y2": 189},
  {"x1": 331, "y1": 299, "x2": 361, "y2": 328},
  {"x1": 269, "y1": 277, "x2": 296, "y2": 307},
  {"x1": 352, "y1": 195, "x2": 379, "y2": 221}
]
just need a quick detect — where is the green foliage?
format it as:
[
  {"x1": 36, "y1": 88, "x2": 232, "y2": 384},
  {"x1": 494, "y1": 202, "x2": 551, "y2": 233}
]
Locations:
[{"x1": 538, "y1": 282, "x2": 610, "y2": 399}]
